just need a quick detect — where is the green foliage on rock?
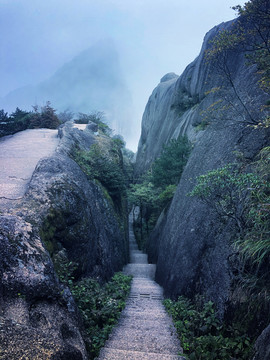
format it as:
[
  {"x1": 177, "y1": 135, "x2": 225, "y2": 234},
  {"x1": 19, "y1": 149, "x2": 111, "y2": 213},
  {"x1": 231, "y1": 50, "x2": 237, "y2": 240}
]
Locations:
[
  {"x1": 129, "y1": 136, "x2": 191, "y2": 210},
  {"x1": 128, "y1": 182, "x2": 157, "y2": 209},
  {"x1": 232, "y1": 0, "x2": 270, "y2": 93},
  {"x1": 189, "y1": 147, "x2": 270, "y2": 327},
  {"x1": 205, "y1": 0, "x2": 270, "y2": 127},
  {"x1": 73, "y1": 142, "x2": 126, "y2": 205},
  {"x1": 54, "y1": 254, "x2": 132, "y2": 359},
  {"x1": 188, "y1": 164, "x2": 262, "y2": 233},
  {"x1": 74, "y1": 111, "x2": 112, "y2": 135},
  {"x1": 150, "y1": 136, "x2": 191, "y2": 190},
  {"x1": 129, "y1": 136, "x2": 191, "y2": 248},
  {"x1": 71, "y1": 273, "x2": 132, "y2": 359},
  {"x1": 236, "y1": 148, "x2": 270, "y2": 263},
  {"x1": 128, "y1": 182, "x2": 159, "y2": 249},
  {"x1": 189, "y1": 149, "x2": 270, "y2": 265},
  {"x1": 164, "y1": 296, "x2": 252, "y2": 359}
]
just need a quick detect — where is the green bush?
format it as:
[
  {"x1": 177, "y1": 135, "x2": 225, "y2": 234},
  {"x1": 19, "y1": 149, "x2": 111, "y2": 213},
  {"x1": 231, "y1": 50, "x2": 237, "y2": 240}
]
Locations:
[
  {"x1": 74, "y1": 111, "x2": 112, "y2": 135},
  {"x1": 188, "y1": 149, "x2": 270, "y2": 337},
  {"x1": 164, "y1": 296, "x2": 252, "y2": 359},
  {"x1": 189, "y1": 150, "x2": 270, "y2": 300},
  {"x1": 128, "y1": 136, "x2": 191, "y2": 248},
  {"x1": 0, "y1": 107, "x2": 31, "y2": 136},
  {"x1": 71, "y1": 273, "x2": 132, "y2": 359},
  {"x1": 73, "y1": 143, "x2": 126, "y2": 204},
  {"x1": 150, "y1": 136, "x2": 191, "y2": 190},
  {"x1": 188, "y1": 164, "x2": 262, "y2": 233},
  {"x1": 29, "y1": 102, "x2": 61, "y2": 129},
  {"x1": 0, "y1": 103, "x2": 61, "y2": 138},
  {"x1": 52, "y1": 253, "x2": 132, "y2": 359}
]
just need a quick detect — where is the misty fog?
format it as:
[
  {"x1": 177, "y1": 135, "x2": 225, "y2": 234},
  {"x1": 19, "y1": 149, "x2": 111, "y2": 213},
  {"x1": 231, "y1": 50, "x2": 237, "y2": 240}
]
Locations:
[{"x1": 0, "y1": 0, "x2": 245, "y2": 150}]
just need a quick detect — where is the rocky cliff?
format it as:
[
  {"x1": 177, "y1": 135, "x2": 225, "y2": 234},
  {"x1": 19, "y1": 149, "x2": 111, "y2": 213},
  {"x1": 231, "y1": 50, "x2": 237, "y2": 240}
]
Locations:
[
  {"x1": 136, "y1": 19, "x2": 269, "y2": 315},
  {"x1": 0, "y1": 122, "x2": 129, "y2": 359},
  {"x1": 135, "y1": 20, "x2": 268, "y2": 176}
]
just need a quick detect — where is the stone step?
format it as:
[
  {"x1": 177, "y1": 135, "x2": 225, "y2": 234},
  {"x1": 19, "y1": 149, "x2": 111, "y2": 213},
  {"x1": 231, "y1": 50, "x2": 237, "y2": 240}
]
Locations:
[
  {"x1": 131, "y1": 279, "x2": 161, "y2": 287},
  {"x1": 122, "y1": 301, "x2": 166, "y2": 317},
  {"x1": 99, "y1": 348, "x2": 185, "y2": 360},
  {"x1": 120, "y1": 310, "x2": 168, "y2": 321},
  {"x1": 130, "y1": 249, "x2": 143, "y2": 254},
  {"x1": 104, "y1": 333, "x2": 180, "y2": 354},
  {"x1": 129, "y1": 245, "x2": 139, "y2": 250},
  {"x1": 97, "y1": 213, "x2": 184, "y2": 359},
  {"x1": 108, "y1": 317, "x2": 176, "y2": 335},
  {"x1": 128, "y1": 292, "x2": 163, "y2": 299},
  {"x1": 131, "y1": 278, "x2": 163, "y2": 290},
  {"x1": 130, "y1": 253, "x2": 148, "y2": 264},
  {"x1": 123, "y1": 264, "x2": 156, "y2": 279}
]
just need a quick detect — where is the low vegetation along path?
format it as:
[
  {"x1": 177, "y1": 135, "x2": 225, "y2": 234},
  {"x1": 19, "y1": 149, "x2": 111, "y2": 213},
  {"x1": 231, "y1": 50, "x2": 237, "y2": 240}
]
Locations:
[
  {"x1": 99, "y1": 213, "x2": 185, "y2": 360},
  {"x1": 0, "y1": 128, "x2": 59, "y2": 210}
]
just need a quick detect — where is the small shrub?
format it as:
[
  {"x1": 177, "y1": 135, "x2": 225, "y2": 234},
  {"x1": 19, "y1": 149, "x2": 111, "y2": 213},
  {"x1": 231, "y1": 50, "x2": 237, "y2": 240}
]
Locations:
[
  {"x1": 188, "y1": 153, "x2": 270, "y2": 304},
  {"x1": 150, "y1": 136, "x2": 191, "y2": 190},
  {"x1": 164, "y1": 296, "x2": 252, "y2": 359},
  {"x1": 72, "y1": 143, "x2": 126, "y2": 204},
  {"x1": 53, "y1": 252, "x2": 132, "y2": 359},
  {"x1": 71, "y1": 273, "x2": 132, "y2": 359},
  {"x1": 74, "y1": 111, "x2": 112, "y2": 135}
]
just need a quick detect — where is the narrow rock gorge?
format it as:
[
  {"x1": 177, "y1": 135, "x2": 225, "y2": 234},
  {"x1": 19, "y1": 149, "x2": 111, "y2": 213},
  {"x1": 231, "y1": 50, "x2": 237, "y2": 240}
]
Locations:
[{"x1": 1, "y1": 2, "x2": 270, "y2": 359}]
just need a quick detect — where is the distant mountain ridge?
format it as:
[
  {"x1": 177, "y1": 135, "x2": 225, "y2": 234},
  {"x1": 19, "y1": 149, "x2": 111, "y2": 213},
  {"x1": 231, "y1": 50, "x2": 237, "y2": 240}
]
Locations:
[{"x1": 0, "y1": 39, "x2": 133, "y2": 138}]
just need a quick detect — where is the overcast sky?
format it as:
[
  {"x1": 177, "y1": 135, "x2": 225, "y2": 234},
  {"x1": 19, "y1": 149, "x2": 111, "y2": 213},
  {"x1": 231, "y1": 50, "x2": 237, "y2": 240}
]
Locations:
[{"x1": 0, "y1": 0, "x2": 245, "y2": 149}]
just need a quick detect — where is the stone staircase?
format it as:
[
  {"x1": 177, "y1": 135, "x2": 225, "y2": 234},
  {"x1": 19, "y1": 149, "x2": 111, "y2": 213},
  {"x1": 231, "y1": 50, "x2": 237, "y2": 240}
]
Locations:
[{"x1": 98, "y1": 215, "x2": 185, "y2": 360}]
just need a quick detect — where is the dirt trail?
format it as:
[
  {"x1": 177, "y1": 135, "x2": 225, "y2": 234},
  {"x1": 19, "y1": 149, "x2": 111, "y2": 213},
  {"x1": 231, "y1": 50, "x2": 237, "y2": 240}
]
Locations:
[
  {"x1": 0, "y1": 129, "x2": 59, "y2": 210},
  {"x1": 98, "y1": 213, "x2": 185, "y2": 360}
]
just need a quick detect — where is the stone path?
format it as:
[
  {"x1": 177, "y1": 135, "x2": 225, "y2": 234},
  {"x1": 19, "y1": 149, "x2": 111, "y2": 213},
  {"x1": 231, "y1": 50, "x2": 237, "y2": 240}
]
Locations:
[
  {"x1": 0, "y1": 128, "x2": 59, "y2": 210},
  {"x1": 98, "y1": 214, "x2": 185, "y2": 360}
]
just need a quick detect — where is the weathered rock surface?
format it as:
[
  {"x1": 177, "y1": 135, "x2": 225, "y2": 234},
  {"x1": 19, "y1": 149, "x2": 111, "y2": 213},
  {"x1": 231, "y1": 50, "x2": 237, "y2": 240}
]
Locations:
[
  {"x1": 135, "y1": 20, "x2": 268, "y2": 175},
  {"x1": 137, "y1": 20, "x2": 269, "y2": 319},
  {"x1": 0, "y1": 128, "x2": 59, "y2": 211},
  {"x1": 0, "y1": 214, "x2": 87, "y2": 360},
  {"x1": 253, "y1": 324, "x2": 270, "y2": 360},
  {"x1": 0, "y1": 122, "x2": 129, "y2": 358}
]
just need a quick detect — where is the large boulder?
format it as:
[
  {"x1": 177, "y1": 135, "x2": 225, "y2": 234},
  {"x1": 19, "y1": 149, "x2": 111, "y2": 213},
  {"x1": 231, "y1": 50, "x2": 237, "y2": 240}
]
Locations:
[
  {"x1": 23, "y1": 150, "x2": 128, "y2": 279},
  {"x1": 0, "y1": 215, "x2": 87, "y2": 360},
  {"x1": 0, "y1": 122, "x2": 129, "y2": 358}
]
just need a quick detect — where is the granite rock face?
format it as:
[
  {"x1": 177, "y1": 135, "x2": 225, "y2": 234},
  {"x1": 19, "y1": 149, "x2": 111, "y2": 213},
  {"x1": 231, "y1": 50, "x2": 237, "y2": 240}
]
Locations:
[
  {"x1": 135, "y1": 20, "x2": 267, "y2": 175},
  {"x1": 24, "y1": 152, "x2": 128, "y2": 280},
  {"x1": 0, "y1": 122, "x2": 129, "y2": 358},
  {"x1": 253, "y1": 324, "x2": 270, "y2": 360},
  {"x1": 136, "y1": 19, "x2": 269, "y2": 317},
  {"x1": 0, "y1": 214, "x2": 87, "y2": 360}
]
